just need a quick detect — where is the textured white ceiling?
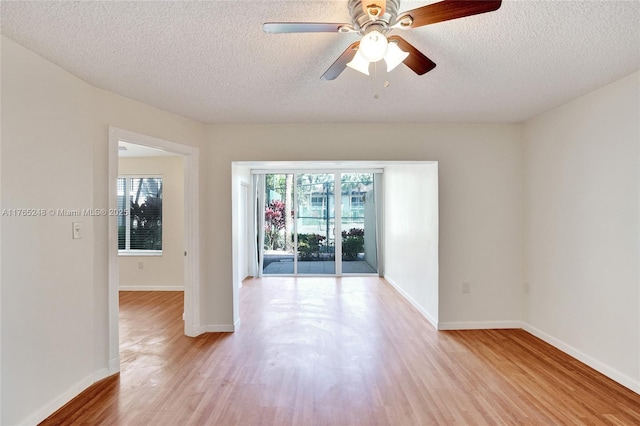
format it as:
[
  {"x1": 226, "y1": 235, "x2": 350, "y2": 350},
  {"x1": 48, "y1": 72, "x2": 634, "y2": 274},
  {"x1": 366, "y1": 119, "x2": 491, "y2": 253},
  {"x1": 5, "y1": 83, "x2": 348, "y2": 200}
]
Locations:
[{"x1": 1, "y1": 1, "x2": 639, "y2": 124}]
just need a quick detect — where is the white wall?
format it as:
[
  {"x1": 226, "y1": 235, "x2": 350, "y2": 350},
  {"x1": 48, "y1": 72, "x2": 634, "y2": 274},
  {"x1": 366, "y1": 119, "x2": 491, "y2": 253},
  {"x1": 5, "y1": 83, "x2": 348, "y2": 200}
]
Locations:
[
  {"x1": 118, "y1": 156, "x2": 185, "y2": 290},
  {"x1": 384, "y1": 163, "x2": 439, "y2": 326},
  {"x1": 1, "y1": 36, "x2": 96, "y2": 425},
  {"x1": 211, "y1": 123, "x2": 524, "y2": 330},
  {"x1": 523, "y1": 71, "x2": 640, "y2": 392},
  {"x1": 1, "y1": 36, "x2": 206, "y2": 425},
  {"x1": 0, "y1": 37, "x2": 3, "y2": 425}
]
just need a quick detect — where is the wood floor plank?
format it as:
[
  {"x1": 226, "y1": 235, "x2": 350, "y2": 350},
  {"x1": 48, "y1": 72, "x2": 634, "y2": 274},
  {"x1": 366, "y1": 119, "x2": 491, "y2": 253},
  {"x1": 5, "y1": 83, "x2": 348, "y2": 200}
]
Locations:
[{"x1": 41, "y1": 277, "x2": 640, "y2": 425}]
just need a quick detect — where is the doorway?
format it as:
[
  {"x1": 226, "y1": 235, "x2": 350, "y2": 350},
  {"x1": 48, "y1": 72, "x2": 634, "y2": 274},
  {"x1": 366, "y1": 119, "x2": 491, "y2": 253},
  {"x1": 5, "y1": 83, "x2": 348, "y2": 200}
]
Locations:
[
  {"x1": 258, "y1": 171, "x2": 380, "y2": 276},
  {"x1": 107, "y1": 127, "x2": 200, "y2": 375}
]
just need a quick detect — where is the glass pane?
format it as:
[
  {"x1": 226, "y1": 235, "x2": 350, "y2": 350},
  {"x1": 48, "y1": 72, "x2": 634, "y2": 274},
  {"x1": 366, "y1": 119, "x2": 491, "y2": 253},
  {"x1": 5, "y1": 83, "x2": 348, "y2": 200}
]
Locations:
[
  {"x1": 296, "y1": 173, "x2": 335, "y2": 274},
  {"x1": 129, "y1": 177, "x2": 163, "y2": 250},
  {"x1": 263, "y1": 174, "x2": 294, "y2": 274},
  {"x1": 341, "y1": 173, "x2": 377, "y2": 274}
]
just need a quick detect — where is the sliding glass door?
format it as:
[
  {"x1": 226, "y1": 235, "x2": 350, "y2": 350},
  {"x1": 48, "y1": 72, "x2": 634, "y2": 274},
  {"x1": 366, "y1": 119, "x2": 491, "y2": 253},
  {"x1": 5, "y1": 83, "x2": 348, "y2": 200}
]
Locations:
[
  {"x1": 296, "y1": 173, "x2": 335, "y2": 274},
  {"x1": 262, "y1": 174, "x2": 294, "y2": 274},
  {"x1": 340, "y1": 173, "x2": 378, "y2": 274},
  {"x1": 260, "y1": 171, "x2": 379, "y2": 276}
]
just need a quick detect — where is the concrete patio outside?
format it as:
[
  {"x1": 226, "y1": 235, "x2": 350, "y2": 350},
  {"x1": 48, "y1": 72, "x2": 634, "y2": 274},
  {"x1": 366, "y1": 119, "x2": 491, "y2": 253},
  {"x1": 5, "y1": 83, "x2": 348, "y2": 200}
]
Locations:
[{"x1": 263, "y1": 252, "x2": 377, "y2": 275}]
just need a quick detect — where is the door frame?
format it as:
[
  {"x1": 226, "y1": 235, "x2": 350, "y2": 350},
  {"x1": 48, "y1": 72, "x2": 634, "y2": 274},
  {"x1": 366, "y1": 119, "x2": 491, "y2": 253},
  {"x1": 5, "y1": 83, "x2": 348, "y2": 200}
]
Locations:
[
  {"x1": 238, "y1": 182, "x2": 250, "y2": 287},
  {"x1": 107, "y1": 127, "x2": 200, "y2": 373}
]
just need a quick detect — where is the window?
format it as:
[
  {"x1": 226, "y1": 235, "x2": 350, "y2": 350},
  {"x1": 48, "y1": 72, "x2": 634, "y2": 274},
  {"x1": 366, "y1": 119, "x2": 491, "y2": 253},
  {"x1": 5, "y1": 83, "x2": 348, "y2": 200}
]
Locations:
[
  {"x1": 311, "y1": 195, "x2": 325, "y2": 207},
  {"x1": 118, "y1": 176, "x2": 163, "y2": 254}
]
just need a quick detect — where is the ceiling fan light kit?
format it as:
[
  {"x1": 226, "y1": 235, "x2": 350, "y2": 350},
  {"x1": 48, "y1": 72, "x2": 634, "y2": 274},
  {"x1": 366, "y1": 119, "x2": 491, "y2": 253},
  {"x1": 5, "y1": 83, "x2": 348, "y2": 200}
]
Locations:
[
  {"x1": 263, "y1": 0, "x2": 502, "y2": 80},
  {"x1": 346, "y1": 32, "x2": 409, "y2": 75},
  {"x1": 384, "y1": 42, "x2": 410, "y2": 71},
  {"x1": 346, "y1": 47, "x2": 372, "y2": 75},
  {"x1": 358, "y1": 30, "x2": 389, "y2": 62}
]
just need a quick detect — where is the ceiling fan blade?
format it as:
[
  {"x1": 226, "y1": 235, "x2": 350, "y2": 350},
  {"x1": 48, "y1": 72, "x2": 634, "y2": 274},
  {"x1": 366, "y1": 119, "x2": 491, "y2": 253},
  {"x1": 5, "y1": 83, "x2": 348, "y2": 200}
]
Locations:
[
  {"x1": 387, "y1": 36, "x2": 436, "y2": 75},
  {"x1": 263, "y1": 22, "x2": 348, "y2": 33},
  {"x1": 398, "y1": 0, "x2": 501, "y2": 28},
  {"x1": 321, "y1": 42, "x2": 360, "y2": 80}
]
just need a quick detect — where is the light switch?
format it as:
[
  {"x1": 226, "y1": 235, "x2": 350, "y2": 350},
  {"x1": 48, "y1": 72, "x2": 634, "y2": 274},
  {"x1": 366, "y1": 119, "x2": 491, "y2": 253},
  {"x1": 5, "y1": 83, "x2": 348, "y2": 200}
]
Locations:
[{"x1": 72, "y1": 222, "x2": 82, "y2": 239}]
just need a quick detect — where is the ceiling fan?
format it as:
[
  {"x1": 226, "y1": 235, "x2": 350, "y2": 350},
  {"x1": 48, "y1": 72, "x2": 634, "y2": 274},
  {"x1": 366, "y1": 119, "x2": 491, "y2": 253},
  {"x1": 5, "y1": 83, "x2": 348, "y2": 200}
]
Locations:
[{"x1": 263, "y1": 0, "x2": 502, "y2": 80}]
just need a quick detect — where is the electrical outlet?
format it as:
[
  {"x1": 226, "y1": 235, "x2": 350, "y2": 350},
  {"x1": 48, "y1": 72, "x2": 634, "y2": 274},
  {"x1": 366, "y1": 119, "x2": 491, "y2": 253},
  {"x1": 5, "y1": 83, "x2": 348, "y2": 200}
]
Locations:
[
  {"x1": 462, "y1": 282, "x2": 471, "y2": 294},
  {"x1": 138, "y1": 261, "x2": 144, "y2": 269},
  {"x1": 524, "y1": 282, "x2": 530, "y2": 295}
]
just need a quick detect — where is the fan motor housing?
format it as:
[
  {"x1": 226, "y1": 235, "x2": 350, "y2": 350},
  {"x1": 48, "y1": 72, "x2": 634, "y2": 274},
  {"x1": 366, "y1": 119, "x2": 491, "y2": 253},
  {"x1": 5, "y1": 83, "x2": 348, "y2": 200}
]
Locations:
[{"x1": 348, "y1": 0, "x2": 401, "y2": 33}]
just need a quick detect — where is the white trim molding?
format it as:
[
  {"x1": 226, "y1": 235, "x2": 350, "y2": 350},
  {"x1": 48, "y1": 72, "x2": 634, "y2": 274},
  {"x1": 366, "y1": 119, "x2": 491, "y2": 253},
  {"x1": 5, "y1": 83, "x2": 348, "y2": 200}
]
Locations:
[
  {"x1": 199, "y1": 316, "x2": 241, "y2": 333},
  {"x1": 522, "y1": 322, "x2": 640, "y2": 394},
  {"x1": 200, "y1": 324, "x2": 236, "y2": 333},
  {"x1": 118, "y1": 285, "x2": 185, "y2": 291},
  {"x1": 385, "y1": 265, "x2": 639, "y2": 394},
  {"x1": 108, "y1": 356, "x2": 120, "y2": 376},
  {"x1": 21, "y1": 373, "x2": 96, "y2": 426},
  {"x1": 438, "y1": 320, "x2": 522, "y2": 330},
  {"x1": 384, "y1": 275, "x2": 438, "y2": 329},
  {"x1": 108, "y1": 127, "x2": 202, "y2": 366},
  {"x1": 183, "y1": 147, "x2": 200, "y2": 337}
]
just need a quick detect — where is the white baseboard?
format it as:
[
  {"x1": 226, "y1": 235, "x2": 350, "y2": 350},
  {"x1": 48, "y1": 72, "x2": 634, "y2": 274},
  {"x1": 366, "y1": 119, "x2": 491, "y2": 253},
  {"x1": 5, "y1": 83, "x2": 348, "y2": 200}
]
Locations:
[
  {"x1": 92, "y1": 367, "x2": 110, "y2": 383},
  {"x1": 381, "y1": 275, "x2": 639, "y2": 395},
  {"x1": 195, "y1": 318, "x2": 240, "y2": 335},
  {"x1": 522, "y1": 322, "x2": 640, "y2": 394},
  {"x1": 438, "y1": 320, "x2": 522, "y2": 330},
  {"x1": 108, "y1": 356, "x2": 120, "y2": 375},
  {"x1": 23, "y1": 363, "x2": 121, "y2": 426},
  {"x1": 384, "y1": 274, "x2": 438, "y2": 329},
  {"x1": 21, "y1": 372, "x2": 95, "y2": 426},
  {"x1": 119, "y1": 285, "x2": 184, "y2": 291},
  {"x1": 199, "y1": 324, "x2": 235, "y2": 333}
]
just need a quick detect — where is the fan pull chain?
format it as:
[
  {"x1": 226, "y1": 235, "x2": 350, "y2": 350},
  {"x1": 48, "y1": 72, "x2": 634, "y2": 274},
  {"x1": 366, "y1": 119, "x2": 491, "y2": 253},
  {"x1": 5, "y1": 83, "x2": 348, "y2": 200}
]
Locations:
[
  {"x1": 372, "y1": 62, "x2": 380, "y2": 99},
  {"x1": 372, "y1": 62, "x2": 390, "y2": 100}
]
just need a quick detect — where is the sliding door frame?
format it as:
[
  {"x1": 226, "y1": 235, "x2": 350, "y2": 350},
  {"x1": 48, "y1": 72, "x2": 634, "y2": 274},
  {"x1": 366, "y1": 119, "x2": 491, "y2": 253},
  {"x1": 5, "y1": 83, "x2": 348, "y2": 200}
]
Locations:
[
  {"x1": 333, "y1": 172, "x2": 342, "y2": 275},
  {"x1": 253, "y1": 168, "x2": 382, "y2": 277}
]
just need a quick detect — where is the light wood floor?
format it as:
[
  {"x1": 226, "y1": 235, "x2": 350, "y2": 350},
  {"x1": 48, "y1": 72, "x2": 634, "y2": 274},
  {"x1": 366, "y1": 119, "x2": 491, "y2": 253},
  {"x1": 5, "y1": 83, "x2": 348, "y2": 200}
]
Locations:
[{"x1": 42, "y1": 277, "x2": 640, "y2": 425}]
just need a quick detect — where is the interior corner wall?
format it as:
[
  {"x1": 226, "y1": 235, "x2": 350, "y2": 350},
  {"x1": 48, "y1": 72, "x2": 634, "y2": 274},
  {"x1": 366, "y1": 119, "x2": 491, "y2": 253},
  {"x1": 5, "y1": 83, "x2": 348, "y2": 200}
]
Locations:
[
  {"x1": 118, "y1": 156, "x2": 185, "y2": 291},
  {"x1": 206, "y1": 122, "x2": 523, "y2": 329},
  {"x1": 1, "y1": 36, "x2": 206, "y2": 425},
  {"x1": 522, "y1": 71, "x2": 640, "y2": 392},
  {"x1": 383, "y1": 163, "x2": 439, "y2": 327}
]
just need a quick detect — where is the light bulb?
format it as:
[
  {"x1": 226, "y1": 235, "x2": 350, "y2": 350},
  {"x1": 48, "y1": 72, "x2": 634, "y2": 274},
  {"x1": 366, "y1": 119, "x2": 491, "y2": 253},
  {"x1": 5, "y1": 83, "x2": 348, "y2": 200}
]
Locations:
[
  {"x1": 346, "y1": 49, "x2": 371, "y2": 76},
  {"x1": 358, "y1": 30, "x2": 388, "y2": 62},
  {"x1": 384, "y1": 42, "x2": 409, "y2": 72}
]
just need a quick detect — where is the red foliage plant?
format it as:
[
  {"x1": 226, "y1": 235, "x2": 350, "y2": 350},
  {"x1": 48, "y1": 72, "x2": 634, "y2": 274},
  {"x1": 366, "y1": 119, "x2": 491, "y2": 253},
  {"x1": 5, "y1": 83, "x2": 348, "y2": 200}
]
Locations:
[{"x1": 265, "y1": 200, "x2": 286, "y2": 231}]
